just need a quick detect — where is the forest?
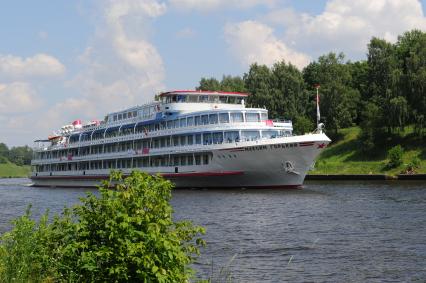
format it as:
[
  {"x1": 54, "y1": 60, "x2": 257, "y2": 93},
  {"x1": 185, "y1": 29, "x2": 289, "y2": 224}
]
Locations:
[{"x1": 196, "y1": 30, "x2": 426, "y2": 154}]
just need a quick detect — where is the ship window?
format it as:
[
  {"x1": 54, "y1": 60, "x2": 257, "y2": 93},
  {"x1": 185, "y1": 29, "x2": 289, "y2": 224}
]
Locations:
[
  {"x1": 172, "y1": 95, "x2": 177, "y2": 102},
  {"x1": 179, "y1": 118, "x2": 187, "y2": 127},
  {"x1": 69, "y1": 134, "x2": 80, "y2": 143},
  {"x1": 228, "y1": 97, "x2": 236, "y2": 104},
  {"x1": 173, "y1": 136, "x2": 179, "y2": 146},
  {"x1": 177, "y1": 95, "x2": 186, "y2": 102},
  {"x1": 199, "y1": 95, "x2": 208, "y2": 102},
  {"x1": 213, "y1": 132, "x2": 223, "y2": 144},
  {"x1": 173, "y1": 156, "x2": 179, "y2": 166},
  {"x1": 262, "y1": 130, "x2": 279, "y2": 139},
  {"x1": 246, "y1": 113, "x2": 260, "y2": 122},
  {"x1": 187, "y1": 135, "x2": 193, "y2": 145},
  {"x1": 241, "y1": 130, "x2": 260, "y2": 141},
  {"x1": 195, "y1": 116, "x2": 201, "y2": 126},
  {"x1": 180, "y1": 136, "x2": 186, "y2": 146},
  {"x1": 219, "y1": 96, "x2": 227, "y2": 103},
  {"x1": 166, "y1": 136, "x2": 171, "y2": 147},
  {"x1": 203, "y1": 154, "x2": 209, "y2": 165},
  {"x1": 188, "y1": 95, "x2": 198, "y2": 102},
  {"x1": 133, "y1": 111, "x2": 137, "y2": 117},
  {"x1": 166, "y1": 120, "x2": 173, "y2": 129},
  {"x1": 201, "y1": 115, "x2": 209, "y2": 125},
  {"x1": 187, "y1": 116, "x2": 194, "y2": 126},
  {"x1": 105, "y1": 126, "x2": 120, "y2": 138},
  {"x1": 173, "y1": 119, "x2": 179, "y2": 128},
  {"x1": 219, "y1": 113, "x2": 229, "y2": 123},
  {"x1": 203, "y1": 133, "x2": 212, "y2": 145},
  {"x1": 113, "y1": 115, "x2": 118, "y2": 121},
  {"x1": 195, "y1": 134, "x2": 201, "y2": 144},
  {"x1": 160, "y1": 138, "x2": 166, "y2": 148},
  {"x1": 230, "y1": 112, "x2": 243, "y2": 123},
  {"x1": 180, "y1": 156, "x2": 187, "y2": 166},
  {"x1": 188, "y1": 155, "x2": 193, "y2": 165},
  {"x1": 120, "y1": 123, "x2": 135, "y2": 136},
  {"x1": 209, "y1": 114, "x2": 218, "y2": 124},
  {"x1": 260, "y1": 112, "x2": 268, "y2": 121},
  {"x1": 195, "y1": 155, "x2": 201, "y2": 165},
  {"x1": 235, "y1": 97, "x2": 243, "y2": 104},
  {"x1": 208, "y1": 95, "x2": 219, "y2": 102}
]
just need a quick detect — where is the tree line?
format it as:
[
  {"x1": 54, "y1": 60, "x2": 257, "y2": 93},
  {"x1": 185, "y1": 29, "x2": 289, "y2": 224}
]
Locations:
[
  {"x1": 197, "y1": 30, "x2": 426, "y2": 150},
  {"x1": 0, "y1": 143, "x2": 33, "y2": 166}
]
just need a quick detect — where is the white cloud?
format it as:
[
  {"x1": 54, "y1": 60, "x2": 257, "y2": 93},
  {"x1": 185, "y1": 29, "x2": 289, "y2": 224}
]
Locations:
[
  {"x1": 0, "y1": 54, "x2": 65, "y2": 80},
  {"x1": 40, "y1": 0, "x2": 168, "y2": 134},
  {"x1": 224, "y1": 20, "x2": 310, "y2": 69},
  {"x1": 276, "y1": 0, "x2": 426, "y2": 58},
  {"x1": 169, "y1": 0, "x2": 275, "y2": 11},
  {"x1": 0, "y1": 82, "x2": 42, "y2": 114}
]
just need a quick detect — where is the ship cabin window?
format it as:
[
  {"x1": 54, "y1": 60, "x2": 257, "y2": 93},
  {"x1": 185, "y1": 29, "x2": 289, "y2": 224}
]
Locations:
[
  {"x1": 241, "y1": 130, "x2": 260, "y2": 141},
  {"x1": 187, "y1": 95, "x2": 198, "y2": 102},
  {"x1": 118, "y1": 113, "x2": 122, "y2": 120},
  {"x1": 195, "y1": 134, "x2": 202, "y2": 144},
  {"x1": 92, "y1": 129, "x2": 105, "y2": 140},
  {"x1": 262, "y1": 130, "x2": 279, "y2": 139},
  {"x1": 209, "y1": 114, "x2": 218, "y2": 124},
  {"x1": 213, "y1": 132, "x2": 223, "y2": 144},
  {"x1": 260, "y1": 112, "x2": 268, "y2": 121},
  {"x1": 195, "y1": 155, "x2": 201, "y2": 165},
  {"x1": 219, "y1": 113, "x2": 229, "y2": 123},
  {"x1": 246, "y1": 112, "x2": 260, "y2": 122},
  {"x1": 224, "y1": 131, "x2": 239, "y2": 143},
  {"x1": 180, "y1": 135, "x2": 186, "y2": 146},
  {"x1": 187, "y1": 116, "x2": 194, "y2": 126},
  {"x1": 219, "y1": 96, "x2": 227, "y2": 103},
  {"x1": 203, "y1": 133, "x2": 212, "y2": 145},
  {"x1": 69, "y1": 134, "x2": 80, "y2": 144},
  {"x1": 203, "y1": 154, "x2": 210, "y2": 165},
  {"x1": 208, "y1": 95, "x2": 219, "y2": 103},
  {"x1": 123, "y1": 112, "x2": 127, "y2": 119},
  {"x1": 81, "y1": 131, "x2": 92, "y2": 142},
  {"x1": 113, "y1": 115, "x2": 118, "y2": 121},
  {"x1": 187, "y1": 135, "x2": 194, "y2": 145},
  {"x1": 195, "y1": 116, "x2": 201, "y2": 126},
  {"x1": 201, "y1": 115, "x2": 209, "y2": 125},
  {"x1": 230, "y1": 112, "x2": 244, "y2": 123},
  {"x1": 177, "y1": 95, "x2": 187, "y2": 102},
  {"x1": 199, "y1": 95, "x2": 209, "y2": 102},
  {"x1": 105, "y1": 126, "x2": 120, "y2": 138},
  {"x1": 179, "y1": 118, "x2": 186, "y2": 127}
]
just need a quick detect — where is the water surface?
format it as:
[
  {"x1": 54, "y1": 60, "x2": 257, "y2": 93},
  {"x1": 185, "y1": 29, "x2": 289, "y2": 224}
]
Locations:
[{"x1": 1, "y1": 178, "x2": 425, "y2": 282}]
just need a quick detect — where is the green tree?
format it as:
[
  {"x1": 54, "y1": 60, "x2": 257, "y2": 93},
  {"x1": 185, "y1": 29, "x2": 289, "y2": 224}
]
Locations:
[
  {"x1": 197, "y1": 77, "x2": 221, "y2": 91},
  {"x1": 303, "y1": 53, "x2": 360, "y2": 136},
  {"x1": 0, "y1": 143, "x2": 9, "y2": 163},
  {"x1": 8, "y1": 146, "x2": 33, "y2": 166},
  {"x1": 0, "y1": 171, "x2": 205, "y2": 282},
  {"x1": 220, "y1": 75, "x2": 246, "y2": 92}
]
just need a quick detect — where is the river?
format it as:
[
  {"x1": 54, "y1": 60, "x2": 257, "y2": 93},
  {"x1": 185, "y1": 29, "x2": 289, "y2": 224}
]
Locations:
[{"x1": 0, "y1": 178, "x2": 425, "y2": 282}]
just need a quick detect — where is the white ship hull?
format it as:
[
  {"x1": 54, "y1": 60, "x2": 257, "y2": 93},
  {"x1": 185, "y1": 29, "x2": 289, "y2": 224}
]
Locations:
[{"x1": 31, "y1": 133, "x2": 330, "y2": 188}]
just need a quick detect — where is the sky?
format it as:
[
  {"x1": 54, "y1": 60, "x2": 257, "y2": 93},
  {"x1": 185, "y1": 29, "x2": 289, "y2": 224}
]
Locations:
[{"x1": 1, "y1": 0, "x2": 426, "y2": 146}]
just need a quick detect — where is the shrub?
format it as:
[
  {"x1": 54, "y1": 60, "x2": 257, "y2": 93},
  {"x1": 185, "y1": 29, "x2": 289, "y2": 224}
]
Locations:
[
  {"x1": 0, "y1": 171, "x2": 205, "y2": 282},
  {"x1": 404, "y1": 157, "x2": 421, "y2": 174},
  {"x1": 387, "y1": 145, "x2": 404, "y2": 168}
]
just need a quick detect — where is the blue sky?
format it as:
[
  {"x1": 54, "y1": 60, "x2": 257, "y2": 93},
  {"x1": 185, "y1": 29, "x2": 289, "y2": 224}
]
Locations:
[{"x1": 1, "y1": 0, "x2": 426, "y2": 146}]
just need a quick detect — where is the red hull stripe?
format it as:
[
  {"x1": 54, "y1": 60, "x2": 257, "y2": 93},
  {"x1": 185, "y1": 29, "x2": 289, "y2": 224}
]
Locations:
[
  {"x1": 31, "y1": 171, "x2": 244, "y2": 180},
  {"x1": 299, "y1": 142, "x2": 315, "y2": 147}
]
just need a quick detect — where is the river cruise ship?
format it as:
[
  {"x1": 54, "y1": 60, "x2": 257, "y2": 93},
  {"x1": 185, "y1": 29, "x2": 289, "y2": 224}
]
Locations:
[{"x1": 31, "y1": 90, "x2": 330, "y2": 188}]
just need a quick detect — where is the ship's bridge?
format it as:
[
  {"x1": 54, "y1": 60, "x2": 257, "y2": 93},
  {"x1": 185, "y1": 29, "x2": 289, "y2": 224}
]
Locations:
[{"x1": 159, "y1": 90, "x2": 248, "y2": 113}]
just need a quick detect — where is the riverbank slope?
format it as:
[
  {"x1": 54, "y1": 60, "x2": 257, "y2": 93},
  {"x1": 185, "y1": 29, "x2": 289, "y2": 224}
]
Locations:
[
  {"x1": 309, "y1": 127, "x2": 425, "y2": 175},
  {"x1": 0, "y1": 162, "x2": 30, "y2": 178}
]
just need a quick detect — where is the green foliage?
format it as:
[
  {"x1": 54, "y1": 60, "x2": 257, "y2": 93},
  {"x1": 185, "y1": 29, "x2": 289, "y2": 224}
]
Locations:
[
  {"x1": 293, "y1": 116, "x2": 314, "y2": 134},
  {"x1": 405, "y1": 156, "x2": 421, "y2": 173},
  {"x1": 0, "y1": 143, "x2": 33, "y2": 166},
  {"x1": 0, "y1": 171, "x2": 205, "y2": 282},
  {"x1": 387, "y1": 145, "x2": 404, "y2": 168},
  {"x1": 245, "y1": 61, "x2": 308, "y2": 120},
  {"x1": 197, "y1": 75, "x2": 246, "y2": 93}
]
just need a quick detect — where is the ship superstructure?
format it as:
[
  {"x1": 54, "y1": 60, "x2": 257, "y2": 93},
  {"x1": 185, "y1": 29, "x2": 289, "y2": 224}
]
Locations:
[{"x1": 31, "y1": 90, "x2": 330, "y2": 188}]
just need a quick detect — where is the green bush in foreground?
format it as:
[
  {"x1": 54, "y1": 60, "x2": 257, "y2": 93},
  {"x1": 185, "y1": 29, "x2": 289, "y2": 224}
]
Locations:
[{"x1": 0, "y1": 171, "x2": 205, "y2": 282}]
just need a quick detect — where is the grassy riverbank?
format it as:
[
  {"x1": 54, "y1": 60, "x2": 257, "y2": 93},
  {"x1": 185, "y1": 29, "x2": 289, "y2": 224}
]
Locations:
[
  {"x1": 0, "y1": 162, "x2": 31, "y2": 178},
  {"x1": 310, "y1": 127, "x2": 426, "y2": 175}
]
